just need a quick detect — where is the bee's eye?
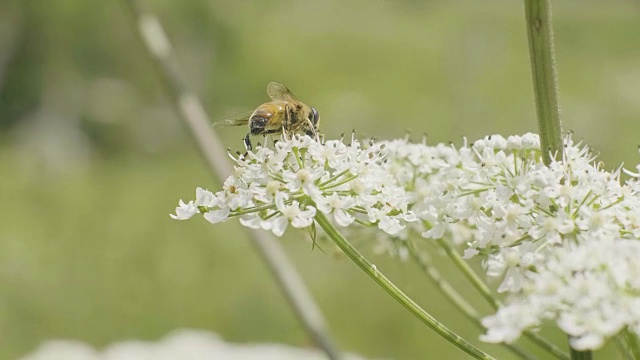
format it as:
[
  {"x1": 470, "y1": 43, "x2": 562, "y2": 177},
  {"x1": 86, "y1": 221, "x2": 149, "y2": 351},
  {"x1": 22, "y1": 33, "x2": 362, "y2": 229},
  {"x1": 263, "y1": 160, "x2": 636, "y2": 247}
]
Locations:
[{"x1": 310, "y1": 107, "x2": 320, "y2": 125}]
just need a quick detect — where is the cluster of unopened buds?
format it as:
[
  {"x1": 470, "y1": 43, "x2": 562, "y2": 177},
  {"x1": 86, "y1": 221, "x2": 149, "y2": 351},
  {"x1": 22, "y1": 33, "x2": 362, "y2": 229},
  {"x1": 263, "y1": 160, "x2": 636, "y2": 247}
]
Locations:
[{"x1": 173, "y1": 132, "x2": 640, "y2": 351}]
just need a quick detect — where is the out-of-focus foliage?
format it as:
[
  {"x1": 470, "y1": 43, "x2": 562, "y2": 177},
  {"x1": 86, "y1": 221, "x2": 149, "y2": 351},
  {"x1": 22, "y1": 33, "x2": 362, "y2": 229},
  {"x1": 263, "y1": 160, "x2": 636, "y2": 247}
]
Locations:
[{"x1": 0, "y1": 0, "x2": 638, "y2": 359}]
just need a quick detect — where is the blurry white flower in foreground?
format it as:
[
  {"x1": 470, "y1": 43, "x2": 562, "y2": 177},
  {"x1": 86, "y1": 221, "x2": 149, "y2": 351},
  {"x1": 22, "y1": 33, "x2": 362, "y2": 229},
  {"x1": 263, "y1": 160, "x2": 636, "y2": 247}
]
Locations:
[{"x1": 20, "y1": 329, "x2": 371, "y2": 360}]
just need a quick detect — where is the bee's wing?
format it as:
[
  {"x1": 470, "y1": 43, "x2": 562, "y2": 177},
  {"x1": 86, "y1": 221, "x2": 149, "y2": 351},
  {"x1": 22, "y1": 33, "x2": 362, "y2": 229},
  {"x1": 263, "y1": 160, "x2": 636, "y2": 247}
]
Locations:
[
  {"x1": 267, "y1": 82, "x2": 298, "y2": 102},
  {"x1": 212, "y1": 111, "x2": 253, "y2": 128}
]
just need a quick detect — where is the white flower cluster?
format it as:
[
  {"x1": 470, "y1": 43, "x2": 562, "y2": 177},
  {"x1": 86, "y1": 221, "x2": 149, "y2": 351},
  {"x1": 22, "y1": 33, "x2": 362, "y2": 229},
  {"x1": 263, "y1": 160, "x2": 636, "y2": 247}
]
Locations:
[
  {"x1": 172, "y1": 132, "x2": 640, "y2": 350},
  {"x1": 381, "y1": 133, "x2": 640, "y2": 350},
  {"x1": 171, "y1": 135, "x2": 415, "y2": 237}
]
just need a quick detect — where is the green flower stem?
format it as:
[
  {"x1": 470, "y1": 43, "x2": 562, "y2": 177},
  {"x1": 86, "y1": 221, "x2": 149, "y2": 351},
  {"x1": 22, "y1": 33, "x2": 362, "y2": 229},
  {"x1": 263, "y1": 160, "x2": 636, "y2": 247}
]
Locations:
[
  {"x1": 321, "y1": 175, "x2": 359, "y2": 190},
  {"x1": 317, "y1": 169, "x2": 350, "y2": 188},
  {"x1": 292, "y1": 148, "x2": 304, "y2": 169},
  {"x1": 436, "y1": 238, "x2": 499, "y2": 309},
  {"x1": 624, "y1": 330, "x2": 640, "y2": 359},
  {"x1": 407, "y1": 243, "x2": 535, "y2": 360},
  {"x1": 524, "y1": 0, "x2": 563, "y2": 165},
  {"x1": 436, "y1": 238, "x2": 569, "y2": 360},
  {"x1": 314, "y1": 212, "x2": 496, "y2": 360},
  {"x1": 409, "y1": 245, "x2": 478, "y2": 319},
  {"x1": 569, "y1": 344, "x2": 592, "y2": 360}
]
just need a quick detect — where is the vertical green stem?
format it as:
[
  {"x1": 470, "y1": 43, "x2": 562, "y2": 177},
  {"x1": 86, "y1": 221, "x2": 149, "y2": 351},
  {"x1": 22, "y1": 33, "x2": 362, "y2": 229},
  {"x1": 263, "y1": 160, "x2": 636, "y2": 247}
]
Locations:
[
  {"x1": 525, "y1": 1, "x2": 586, "y2": 358},
  {"x1": 569, "y1": 341, "x2": 593, "y2": 360},
  {"x1": 524, "y1": 0, "x2": 563, "y2": 165},
  {"x1": 315, "y1": 212, "x2": 496, "y2": 360}
]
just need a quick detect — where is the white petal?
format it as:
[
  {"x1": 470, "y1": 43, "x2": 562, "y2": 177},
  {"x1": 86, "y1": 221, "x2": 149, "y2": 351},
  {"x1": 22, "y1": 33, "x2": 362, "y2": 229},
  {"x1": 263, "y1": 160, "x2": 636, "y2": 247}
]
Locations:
[
  {"x1": 203, "y1": 207, "x2": 230, "y2": 224},
  {"x1": 333, "y1": 209, "x2": 354, "y2": 227},
  {"x1": 170, "y1": 200, "x2": 197, "y2": 220},
  {"x1": 271, "y1": 217, "x2": 288, "y2": 237},
  {"x1": 379, "y1": 217, "x2": 404, "y2": 235},
  {"x1": 239, "y1": 214, "x2": 261, "y2": 229},
  {"x1": 195, "y1": 187, "x2": 216, "y2": 206}
]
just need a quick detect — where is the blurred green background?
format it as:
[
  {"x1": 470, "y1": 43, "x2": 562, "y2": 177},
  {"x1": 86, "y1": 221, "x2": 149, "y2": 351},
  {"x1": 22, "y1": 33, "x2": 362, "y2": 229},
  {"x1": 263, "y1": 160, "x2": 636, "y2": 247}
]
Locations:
[{"x1": 1, "y1": 0, "x2": 639, "y2": 359}]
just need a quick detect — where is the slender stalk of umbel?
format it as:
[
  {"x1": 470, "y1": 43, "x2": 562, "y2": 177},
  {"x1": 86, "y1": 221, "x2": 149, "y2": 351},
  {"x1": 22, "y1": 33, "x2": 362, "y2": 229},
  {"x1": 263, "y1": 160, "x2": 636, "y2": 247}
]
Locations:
[
  {"x1": 315, "y1": 212, "x2": 497, "y2": 360},
  {"x1": 407, "y1": 244, "x2": 536, "y2": 360}
]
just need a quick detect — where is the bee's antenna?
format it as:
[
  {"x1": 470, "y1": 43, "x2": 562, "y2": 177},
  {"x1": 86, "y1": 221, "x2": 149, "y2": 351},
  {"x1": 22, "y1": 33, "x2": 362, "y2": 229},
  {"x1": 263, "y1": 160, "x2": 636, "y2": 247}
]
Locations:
[
  {"x1": 226, "y1": 147, "x2": 237, "y2": 161},
  {"x1": 243, "y1": 135, "x2": 252, "y2": 152}
]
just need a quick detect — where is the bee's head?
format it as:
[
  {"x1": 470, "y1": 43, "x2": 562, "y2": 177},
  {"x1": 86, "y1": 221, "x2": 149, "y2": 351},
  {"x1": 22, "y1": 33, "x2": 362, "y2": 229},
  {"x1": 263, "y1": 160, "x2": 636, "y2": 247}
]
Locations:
[{"x1": 310, "y1": 107, "x2": 320, "y2": 128}]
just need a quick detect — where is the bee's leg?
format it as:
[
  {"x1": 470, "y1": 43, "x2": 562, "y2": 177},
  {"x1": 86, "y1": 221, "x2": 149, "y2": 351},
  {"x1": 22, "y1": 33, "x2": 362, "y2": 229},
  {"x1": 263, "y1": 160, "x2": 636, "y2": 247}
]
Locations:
[
  {"x1": 259, "y1": 130, "x2": 280, "y2": 147},
  {"x1": 243, "y1": 133, "x2": 253, "y2": 151},
  {"x1": 263, "y1": 130, "x2": 281, "y2": 135},
  {"x1": 304, "y1": 119, "x2": 317, "y2": 140},
  {"x1": 283, "y1": 105, "x2": 291, "y2": 139}
]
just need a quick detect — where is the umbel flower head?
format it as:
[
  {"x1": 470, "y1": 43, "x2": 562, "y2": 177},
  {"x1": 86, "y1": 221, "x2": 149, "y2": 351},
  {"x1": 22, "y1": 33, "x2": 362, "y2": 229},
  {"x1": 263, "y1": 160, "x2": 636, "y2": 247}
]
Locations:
[
  {"x1": 172, "y1": 132, "x2": 640, "y2": 351},
  {"x1": 380, "y1": 133, "x2": 640, "y2": 350},
  {"x1": 171, "y1": 135, "x2": 415, "y2": 237}
]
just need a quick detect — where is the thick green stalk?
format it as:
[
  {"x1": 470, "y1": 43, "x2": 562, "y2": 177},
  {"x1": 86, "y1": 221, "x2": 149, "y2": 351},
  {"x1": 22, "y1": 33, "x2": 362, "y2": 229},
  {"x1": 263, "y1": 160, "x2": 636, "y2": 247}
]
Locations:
[
  {"x1": 315, "y1": 212, "x2": 496, "y2": 360},
  {"x1": 524, "y1": 0, "x2": 563, "y2": 165},
  {"x1": 569, "y1": 344, "x2": 592, "y2": 360}
]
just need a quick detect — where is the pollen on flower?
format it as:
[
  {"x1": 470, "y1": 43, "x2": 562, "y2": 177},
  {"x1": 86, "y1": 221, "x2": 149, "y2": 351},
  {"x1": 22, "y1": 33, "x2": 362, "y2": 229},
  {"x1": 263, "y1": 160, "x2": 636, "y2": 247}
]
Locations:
[
  {"x1": 265, "y1": 180, "x2": 281, "y2": 195},
  {"x1": 296, "y1": 169, "x2": 312, "y2": 183}
]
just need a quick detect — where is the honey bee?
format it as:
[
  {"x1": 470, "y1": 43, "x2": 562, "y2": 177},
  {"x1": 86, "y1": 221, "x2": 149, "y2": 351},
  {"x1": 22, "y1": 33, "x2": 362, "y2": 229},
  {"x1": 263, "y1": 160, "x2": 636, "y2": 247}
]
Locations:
[{"x1": 214, "y1": 82, "x2": 320, "y2": 151}]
